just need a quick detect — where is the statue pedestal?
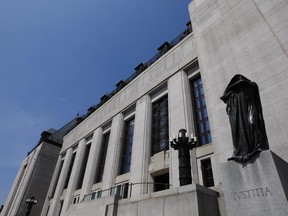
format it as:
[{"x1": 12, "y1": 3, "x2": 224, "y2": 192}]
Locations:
[{"x1": 220, "y1": 150, "x2": 288, "y2": 216}]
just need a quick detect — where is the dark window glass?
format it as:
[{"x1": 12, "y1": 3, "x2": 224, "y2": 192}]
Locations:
[
  {"x1": 91, "y1": 190, "x2": 102, "y2": 200},
  {"x1": 76, "y1": 144, "x2": 91, "y2": 189},
  {"x1": 191, "y1": 77, "x2": 212, "y2": 145},
  {"x1": 151, "y1": 96, "x2": 169, "y2": 155},
  {"x1": 201, "y1": 158, "x2": 214, "y2": 187},
  {"x1": 95, "y1": 132, "x2": 110, "y2": 183},
  {"x1": 119, "y1": 118, "x2": 135, "y2": 174},
  {"x1": 96, "y1": 190, "x2": 102, "y2": 198},
  {"x1": 153, "y1": 172, "x2": 170, "y2": 192},
  {"x1": 51, "y1": 159, "x2": 64, "y2": 197},
  {"x1": 63, "y1": 152, "x2": 76, "y2": 189},
  {"x1": 91, "y1": 192, "x2": 96, "y2": 200},
  {"x1": 72, "y1": 196, "x2": 79, "y2": 204},
  {"x1": 122, "y1": 183, "x2": 129, "y2": 199},
  {"x1": 116, "y1": 185, "x2": 122, "y2": 196}
]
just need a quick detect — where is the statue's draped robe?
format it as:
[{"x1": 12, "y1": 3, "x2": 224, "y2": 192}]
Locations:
[{"x1": 221, "y1": 75, "x2": 269, "y2": 162}]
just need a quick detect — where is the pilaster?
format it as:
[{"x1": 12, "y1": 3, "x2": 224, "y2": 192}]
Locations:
[
  {"x1": 40, "y1": 155, "x2": 63, "y2": 216},
  {"x1": 80, "y1": 128, "x2": 103, "y2": 199},
  {"x1": 1, "y1": 152, "x2": 35, "y2": 216},
  {"x1": 130, "y1": 95, "x2": 152, "y2": 196},
  {"x1": 8, "y1": 146, "x2": 41, "y2": 216},
  {"x1": 48, "y1": 148, "x2": 73, "y2": 216},
  {"x1": 168, "y1": 70, "x2": 196, "y2": 187},
  {"x1": 61, "y1": 139, "x2": 86, "y2": 214},
  {"x1": 101, "y1": 113, "x2": 124, "y2": 190}
]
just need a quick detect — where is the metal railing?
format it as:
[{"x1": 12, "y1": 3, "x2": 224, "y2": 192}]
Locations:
[{"x1": 80, "y1": 182, "x2": 172, "y2": 203}]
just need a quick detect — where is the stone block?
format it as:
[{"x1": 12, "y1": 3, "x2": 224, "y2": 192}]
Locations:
[
  {"x1": 220, "y1": 150, "x2": 288, "y2": 216},
  {"x1": 138, "y1": 197, "x2": 164, "y2": 216},
  {"x1": 277, "y1": 25, "x2": 288, "y2": 44},
  {"x1": 136, "y1": 184, "x2": 219, "y2": 216},
  {"x1": 152, "y1": 151, "x2": 165, "y2": 171},
  {"x1": 165, "y1": 54, "x2": 174, "y2": 70},
  {"x1": 117, "y1": 202, "x2": 138, "y2": 216},
  {"x1": 64, "y1": 195, "x2": 118, "y2": 216}
]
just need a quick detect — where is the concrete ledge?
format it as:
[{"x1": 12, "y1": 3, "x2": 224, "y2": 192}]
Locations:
[
  {"x1": 66, "y1": 184, "x2": 219, "y2": 216},
  {"x1": 119, "y1": 183, "x2": 219, "y2": 216}
]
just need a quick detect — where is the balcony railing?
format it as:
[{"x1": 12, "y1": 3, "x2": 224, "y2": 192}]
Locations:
[{"x1": 79, "y1": 182, "x2": 172, "y2": 203}]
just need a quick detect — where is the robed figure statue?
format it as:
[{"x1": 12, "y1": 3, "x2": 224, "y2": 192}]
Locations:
[{"x1": 220, "y1": 74, "x2": 269, "y2": 163}]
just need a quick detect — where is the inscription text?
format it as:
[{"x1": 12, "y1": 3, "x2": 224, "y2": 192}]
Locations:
[{"x1": 233, "y1": 187, "x2": 273, "y2": 200}]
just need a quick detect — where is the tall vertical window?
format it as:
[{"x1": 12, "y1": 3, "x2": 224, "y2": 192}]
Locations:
[
  {"x1": 76, "y1": 143, "x2": 91, "y2": 189},
  {"x1": 119, "y1": 118, "x2": 135, "y2": 175},
  {"x1": 151, "y1": 95, "x2": 169, "y2": 155},
  {"x1": 95, "y1": 132, "x2": 110, "y2": 183},
  {"x1": 191, "y1": 77, "x2": 212, "y2": 145},
  {"x1": 201, "y1": 158, "x2": 214, "y2": 187},
  {"x1": 63, "y1": 151, "x2": 76, "y2": 189}
]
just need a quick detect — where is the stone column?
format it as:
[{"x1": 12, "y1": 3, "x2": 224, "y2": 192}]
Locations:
[
  {"x1": 1, "y1": 161, "x2": 26, "y2": 216},
  {"x1": 130, "y1": 95, "x2": 152, "y2": 197},
  {"x1": 40, "y1": 155, "x2": 63, "y2": 216},
  {"x1": 61, "y1": 139, "x2": 86, "y2": 214},
  {"x1": 1, "y1": 149, "x2": 37, "y2": 216},
  {"x1": 7, "y1": 146, "x2": 41, "y2": 216},
  {"x1": 80, "y1": 128, "x2": 103, "y2": 199},
  {"x1": 47, "y1": 148, "x2": 73, "y2": 216},
  {"x1": 101, "y1": 113, "x2": 124, "y2": 191},
  {"x1": 168, "y1": 71, "x2": 196, "y2": 187}
]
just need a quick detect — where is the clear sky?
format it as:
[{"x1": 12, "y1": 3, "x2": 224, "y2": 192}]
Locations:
[{"x1": 0, "y1": 0, "x2": 192, "y2": 205}]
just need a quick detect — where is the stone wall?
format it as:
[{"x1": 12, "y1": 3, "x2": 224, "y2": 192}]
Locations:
[
  {"x1": 61, "y1": 34, "x2": 196, "y2": 152},
  {"x1": 64, "y1": 184, "x2": 219, "y2": 216},
  {"x1": 189, "y1": 0, "x2": 288, "y2": 178}
]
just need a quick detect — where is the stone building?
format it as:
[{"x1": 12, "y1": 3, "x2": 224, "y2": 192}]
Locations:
[
  {"x1": 3, "y1": 0, "x2": 288, "y2": 215},
  {"x1": 0, "y1": 119, "x2": 79, "y2": 216}
]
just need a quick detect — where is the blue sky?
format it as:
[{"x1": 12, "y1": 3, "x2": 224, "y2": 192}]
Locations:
[{"x1": 0, "y1": 0, "x2": 192, "y2": 205}]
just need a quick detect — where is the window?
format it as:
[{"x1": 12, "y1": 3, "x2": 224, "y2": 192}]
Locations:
[
  {"x1": 76, "y1": 143, "x2": 91, "y2": 189},
  {"x1": 91, "y1": 190, "x2": 102, "y2": 200},
  {"x1": 115, "y1": 185, "x2": 122, "y2": 196},
  {"x1": 63, "y1": 151, "x2": 76, "y2": 189},
  {"x1": 119, "y1": 118, "x2": 135, "y2": 174},
  {"x1": 72, "y1": 195, "x2": 80, "y2": 204},
  {"x1": 153, "y1": 172, "x2": 170, "y2": 192},
  {"x1": 191, "y1": 77, "x2": 212, "y2": 145},
  {"x1": 95, "y1": 132, "x2": 110, "y2": 183},
  {"x1": 151, "y1": 95, "x2": 169, "y2": 155},
  {"x1": 122, "y1": 183, "x2": 129, "y2": 199},
  {"x1": 201, "y1": 158, "x2": 214, "y2": 187},
  {"x1": 111, "y1": 183, "x2": 129, "y2": 199}
]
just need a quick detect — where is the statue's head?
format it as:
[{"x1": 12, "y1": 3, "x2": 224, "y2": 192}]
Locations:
[
  {"x1": 229, "y1": 74, "x2": 249, "y2": 83},
  {"x1": 221, "y1": 74, "x2": 251, "y2": 102}
]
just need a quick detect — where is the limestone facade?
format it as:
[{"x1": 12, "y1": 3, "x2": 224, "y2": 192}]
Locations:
[
  {"x1": 43, "y1": 30, "x2": 215, "y2": 216},
  {"x1": 1, "y1": 119, "x2": 79, "y2": 216},
  {"x1": 2, "y1": 0, "x2": 288, "y2": 215},
  {"x1": 43, "y1": 0, "x2": 288, "y2": 214}
]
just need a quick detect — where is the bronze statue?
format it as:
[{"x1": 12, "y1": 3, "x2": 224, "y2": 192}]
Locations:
[{"x1": 220, "y1": 74, "x2": 269, "y2": 163}]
